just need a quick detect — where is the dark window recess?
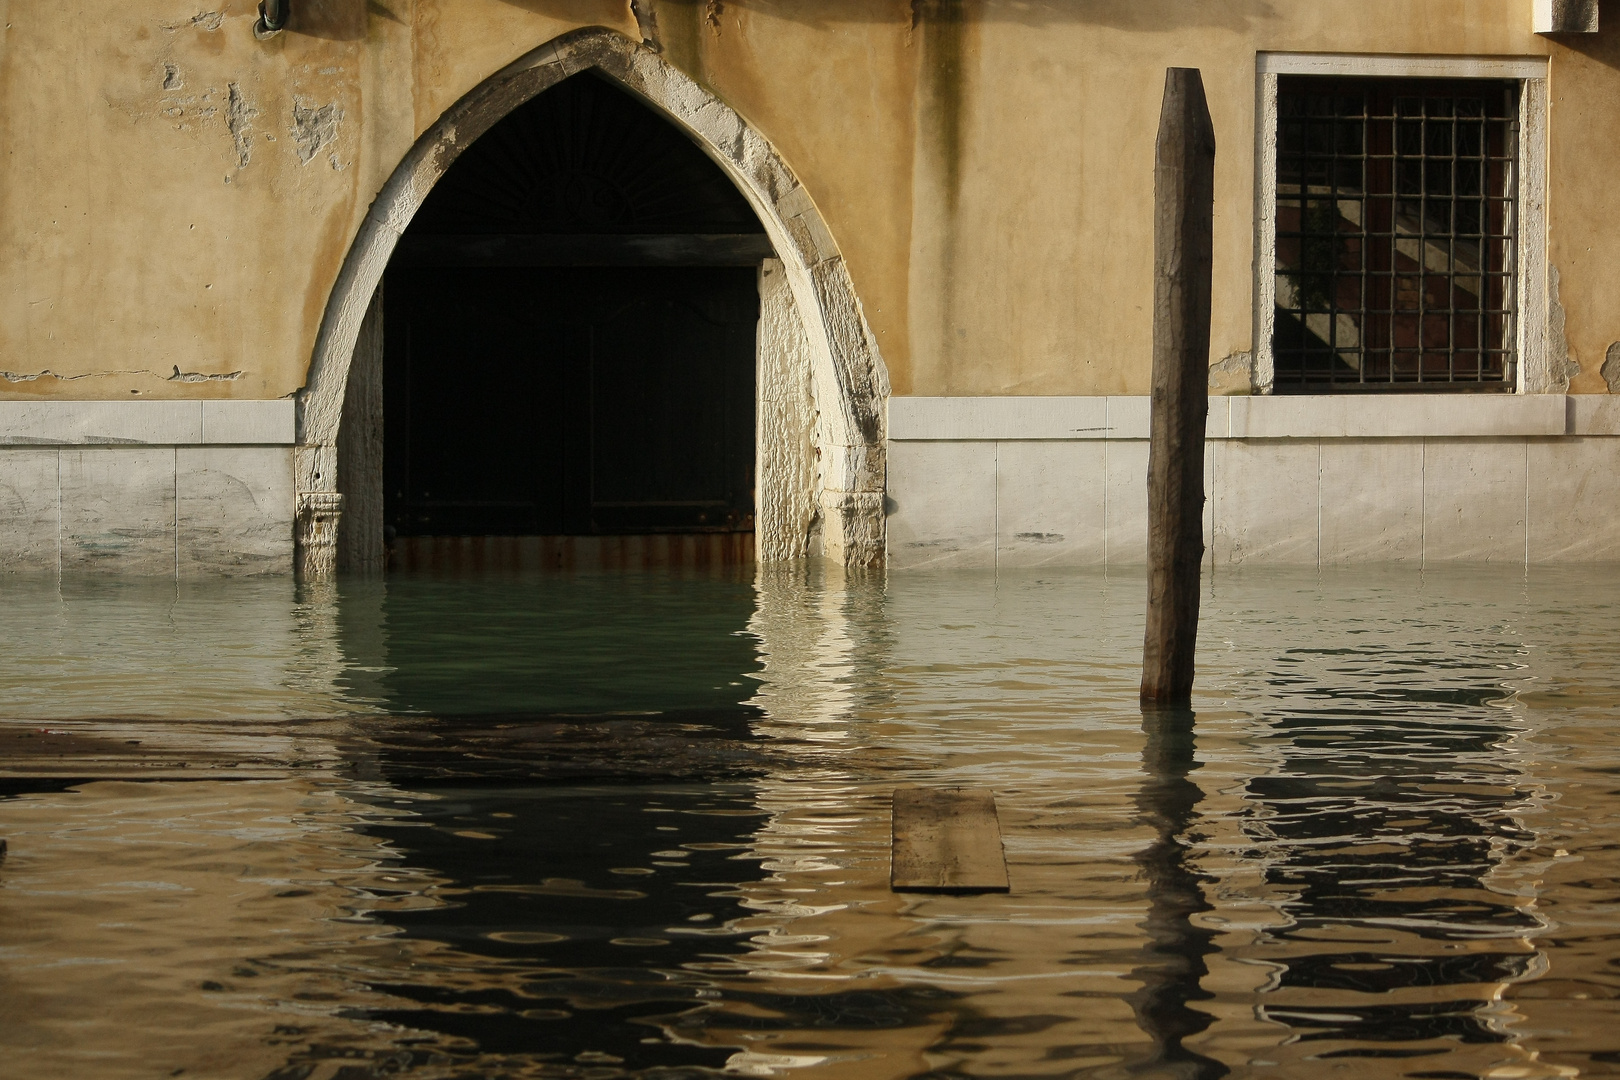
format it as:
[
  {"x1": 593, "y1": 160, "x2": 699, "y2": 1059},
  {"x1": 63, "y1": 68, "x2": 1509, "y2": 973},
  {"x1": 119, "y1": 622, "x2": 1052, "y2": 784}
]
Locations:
[
  {"x1": 384, "y1": 266, "x2": 758, "y2": 537},
  {"x1": 1273, "y1": 76, "x2": 1520, "y2": 392}
]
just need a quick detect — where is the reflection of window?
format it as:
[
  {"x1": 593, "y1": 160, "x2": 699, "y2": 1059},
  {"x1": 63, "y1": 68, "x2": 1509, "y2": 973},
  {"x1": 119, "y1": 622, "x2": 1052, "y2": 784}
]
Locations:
[{"x1": 1273, "y1": 77, "x2": 1520, "y2": 392}]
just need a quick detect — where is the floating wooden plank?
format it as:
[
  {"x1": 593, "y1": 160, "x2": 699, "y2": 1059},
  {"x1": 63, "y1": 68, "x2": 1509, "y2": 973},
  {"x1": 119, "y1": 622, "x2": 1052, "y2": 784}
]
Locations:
[{"x1": 891, "y1": 786, "x2": 1009, "y2": 894}]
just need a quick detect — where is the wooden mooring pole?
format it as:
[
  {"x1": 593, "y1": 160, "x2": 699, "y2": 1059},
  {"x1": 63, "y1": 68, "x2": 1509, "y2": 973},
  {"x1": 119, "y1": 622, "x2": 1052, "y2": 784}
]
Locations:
[{"x1": 1141, "y1": 69, "x2": 1215, "y2": 706}]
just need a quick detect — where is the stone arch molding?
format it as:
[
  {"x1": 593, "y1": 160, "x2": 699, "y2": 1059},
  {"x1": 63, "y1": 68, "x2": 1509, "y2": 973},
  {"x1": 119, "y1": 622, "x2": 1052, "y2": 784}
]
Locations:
[{"x1": 297, "y1": 26, "x2": 889, "y2": 575}]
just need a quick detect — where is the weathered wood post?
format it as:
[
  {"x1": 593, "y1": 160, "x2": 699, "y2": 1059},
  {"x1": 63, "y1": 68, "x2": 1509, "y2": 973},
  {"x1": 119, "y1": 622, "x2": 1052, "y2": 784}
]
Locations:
[{"x1": 1141, "y1": 68, "x2": 1215, "y2": 706}]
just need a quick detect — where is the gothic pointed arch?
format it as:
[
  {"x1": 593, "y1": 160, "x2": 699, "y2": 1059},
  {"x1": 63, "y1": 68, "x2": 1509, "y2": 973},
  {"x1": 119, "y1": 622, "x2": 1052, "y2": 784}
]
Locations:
[{"x1": 298, "y1": 27, "x2": 888, "y2": 572}]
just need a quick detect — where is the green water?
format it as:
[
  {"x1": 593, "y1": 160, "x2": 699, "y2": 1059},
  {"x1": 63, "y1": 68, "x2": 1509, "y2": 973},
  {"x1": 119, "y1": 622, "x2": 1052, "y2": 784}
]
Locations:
[{"x1": 3, "y1": 566, "x2": 1620, "y2": 1078}]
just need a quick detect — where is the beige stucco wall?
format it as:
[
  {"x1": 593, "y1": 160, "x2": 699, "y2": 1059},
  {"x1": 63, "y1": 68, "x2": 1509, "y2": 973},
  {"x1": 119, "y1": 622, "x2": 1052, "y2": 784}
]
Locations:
[{"x1": 0, "y1": 1, "x2": 1612, "y2": 402}]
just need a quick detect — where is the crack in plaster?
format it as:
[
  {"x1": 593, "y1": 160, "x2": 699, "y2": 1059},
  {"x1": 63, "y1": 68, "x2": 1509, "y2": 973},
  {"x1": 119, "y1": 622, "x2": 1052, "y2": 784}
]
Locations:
[
  {"x1": 168, "y1": 367, "x2": 243, "y2": 383},
  {"x1": 162, "y1": 11, "x2": 224, "y2": 32},
  {"x1": 0, "y1": 368, "x2": 243, "y2": 383}
]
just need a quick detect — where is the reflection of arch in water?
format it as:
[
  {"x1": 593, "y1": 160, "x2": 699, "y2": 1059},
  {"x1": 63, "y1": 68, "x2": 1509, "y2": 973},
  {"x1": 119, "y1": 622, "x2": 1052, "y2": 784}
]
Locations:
[{"x1": 297, "y1": 28, "x2": 888, "y2": 575}]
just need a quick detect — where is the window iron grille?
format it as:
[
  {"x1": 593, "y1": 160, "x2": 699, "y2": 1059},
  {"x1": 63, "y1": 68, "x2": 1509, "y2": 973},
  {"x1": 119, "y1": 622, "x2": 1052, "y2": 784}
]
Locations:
[{"x1": 1273, "y1": 76, "x2": 1520, "y2": 392}]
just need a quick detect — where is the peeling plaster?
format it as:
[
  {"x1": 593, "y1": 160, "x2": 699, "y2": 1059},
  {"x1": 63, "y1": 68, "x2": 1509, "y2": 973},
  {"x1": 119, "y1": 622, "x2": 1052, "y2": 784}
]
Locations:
[
  {"x1": 291, "y1": 101, "x2": 342, "y2": 167},
  {"x1": 226, "y1": 83, "x2": 255, "y2": 168},
  {"x1": 1, "y1": 368, "x2": 242, "y2": 384},
  {"x1": 1209, "y1": 350, "x2": 1254, "y2": 394},
  {"x1": 162, "y1": 11, "x2": 224, "y2": 32},
  {"x1": 1546, "y1": 264, "x2": 1581, "y2": 391},
  {"x1": 630, "y1": 0, "x2": 661, "y2": 51},
  {"x1": 154, "y1": 85, "x2": 222, "y2": 134},
  {"x1": 1601, "y1": 342, "x2": 1620, "y2": 394},
  {"x1": 169, "y1": 366, "x2": 243, "y2": 382},
  {"x1": 2, "y1": 369, "x2": 146, "y2": 383}
]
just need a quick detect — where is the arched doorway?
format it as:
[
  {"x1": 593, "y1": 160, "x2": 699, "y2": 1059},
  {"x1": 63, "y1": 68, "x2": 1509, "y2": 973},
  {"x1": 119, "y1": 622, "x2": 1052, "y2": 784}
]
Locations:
[
  {"x1": 298, "y1": 28, "x2": 888, "y2": 577},
  {"x1": 384, "y1": 72, "x2": 765, "y2": 562}
]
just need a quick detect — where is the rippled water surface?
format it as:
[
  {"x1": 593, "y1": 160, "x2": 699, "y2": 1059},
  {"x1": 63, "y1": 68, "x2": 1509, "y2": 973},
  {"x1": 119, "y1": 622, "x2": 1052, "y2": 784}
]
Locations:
[{"x1": 4, "y1": 566, "x2": 1620, "y2": 1078}]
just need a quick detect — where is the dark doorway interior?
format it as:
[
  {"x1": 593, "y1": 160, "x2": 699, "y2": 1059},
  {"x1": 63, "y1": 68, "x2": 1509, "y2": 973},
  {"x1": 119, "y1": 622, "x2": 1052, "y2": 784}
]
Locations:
[
  {"x1": 383, "y1": 72, "x2": 770, "y2": 544},
  {"x1": 385, "y1": 265, "x2": 756, "y2": 535}
]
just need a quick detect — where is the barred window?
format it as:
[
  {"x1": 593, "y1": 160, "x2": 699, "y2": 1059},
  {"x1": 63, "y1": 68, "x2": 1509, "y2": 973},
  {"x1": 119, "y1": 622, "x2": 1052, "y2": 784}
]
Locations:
[{"x1": 1273, "y1": 77, "x2": 1520, "y2": 392}]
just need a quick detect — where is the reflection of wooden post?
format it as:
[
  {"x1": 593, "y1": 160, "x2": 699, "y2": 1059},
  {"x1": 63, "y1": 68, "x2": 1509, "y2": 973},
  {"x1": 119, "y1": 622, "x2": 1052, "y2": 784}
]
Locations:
[
  {"x1": 1141, "y1": 69, "x2": 1215, "y2": 706},
  {"x1": 1127, "y1": 705, "x2": 1224, "y2": 1074}
]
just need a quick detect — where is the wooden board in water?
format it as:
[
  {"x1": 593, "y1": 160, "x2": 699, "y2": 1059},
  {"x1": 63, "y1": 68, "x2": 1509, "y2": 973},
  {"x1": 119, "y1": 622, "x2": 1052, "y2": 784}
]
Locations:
[{"x1": 890, "y1": 786, "x2": 1010, "y2": 894}]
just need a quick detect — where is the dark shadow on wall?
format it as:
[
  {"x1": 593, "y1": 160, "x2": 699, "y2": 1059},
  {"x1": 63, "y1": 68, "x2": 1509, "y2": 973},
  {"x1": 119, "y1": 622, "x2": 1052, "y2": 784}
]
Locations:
[
  {"x1": 302, "y1": 0, "x2": 661, "y2": 39},
  {"x1": 306, "y1": 0, "x2": 1280, "y2": 44},
  {"x1": 288, "y1": 0, "x2": 368, "y2": 39},
  {"x1": 485, "y1": 0, "x2": 1278, "y2": 34},
  {"x1": 1541, "y1": 0, "x2": 1620, "y2": 68},
  {"x1": 297, "y1": 0, "x2": 638, "y2": 41}
]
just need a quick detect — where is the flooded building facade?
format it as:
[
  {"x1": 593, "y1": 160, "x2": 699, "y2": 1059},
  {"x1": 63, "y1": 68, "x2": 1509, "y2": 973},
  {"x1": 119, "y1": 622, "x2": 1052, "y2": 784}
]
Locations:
[{"x1": 2, "y1": 0, "x2": 1619, "y2": 575}]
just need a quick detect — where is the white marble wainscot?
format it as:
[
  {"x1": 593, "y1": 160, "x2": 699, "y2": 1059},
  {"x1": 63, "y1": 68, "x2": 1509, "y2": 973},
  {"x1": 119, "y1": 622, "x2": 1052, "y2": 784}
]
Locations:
[
  {"x1": 1210, "y1": 440, "x2": 1320, "y2": 565},
  {"x1": 1422, "y1": 439, "x2": 1530, "y2": 563},
  {"x1": 995, "y1": 441, "x2": 1106, "y2": 567},
  {"x1": 1319, "y1": 439, "x2": 1425, "y2": 564},
  {"x1": 0, "y1": 400, "x2": 296, "y2": 577},
  {"x1": 1529, "y1": 436, "x2": 1620, "y2": 561},
  {"x1": 60, "y1": 447, "x2": 179, "y2": 574},
  {"x1": 0, "y1": 449, "x2": 61, "y2": 572},
  {"x1": 1102, "y1": 440, "x2": 1151, "y2": 567},
  {"x1": 178, "y1": 447, "x2": 296, "y2": 575},
  {"x1": 886, "y1": 395, "x2": 1620, "y2": 568},
  {"x1": 885, "y1": 440, "x2": 997, "y2": 569}
]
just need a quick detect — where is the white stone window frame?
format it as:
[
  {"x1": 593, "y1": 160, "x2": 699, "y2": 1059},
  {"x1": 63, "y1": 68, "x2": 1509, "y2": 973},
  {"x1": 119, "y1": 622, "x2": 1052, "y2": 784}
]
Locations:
[{"x1": 1253, "y1": 53, "x2": 1551, "y2": 394}]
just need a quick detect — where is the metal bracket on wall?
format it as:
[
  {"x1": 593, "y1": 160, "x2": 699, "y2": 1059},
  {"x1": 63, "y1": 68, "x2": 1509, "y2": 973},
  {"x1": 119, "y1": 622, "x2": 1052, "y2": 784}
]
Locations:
[{"x1": 254, "y1": 0, "x2": 289, "y2": 38}]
